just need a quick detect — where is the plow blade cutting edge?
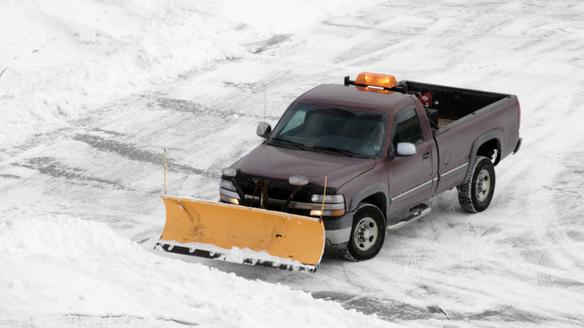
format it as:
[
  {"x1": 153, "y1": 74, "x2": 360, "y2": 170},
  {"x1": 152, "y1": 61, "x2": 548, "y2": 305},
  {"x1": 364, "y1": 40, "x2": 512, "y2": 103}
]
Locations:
[{"x1": 155, "y1": 195, "x2": 326, "y2": 272}]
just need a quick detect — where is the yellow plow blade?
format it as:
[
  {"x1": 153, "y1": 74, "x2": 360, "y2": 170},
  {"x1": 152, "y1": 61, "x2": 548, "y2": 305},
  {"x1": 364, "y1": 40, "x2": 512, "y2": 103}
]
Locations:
[{"x1": 155, "y1": 195, "x2": 325, "y2": 272}]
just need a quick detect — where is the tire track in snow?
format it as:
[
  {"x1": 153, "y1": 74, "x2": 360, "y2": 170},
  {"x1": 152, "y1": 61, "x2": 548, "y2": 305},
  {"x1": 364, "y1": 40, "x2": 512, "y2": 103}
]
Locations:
[
  {"x1": 0, "y1": 313, "x2": 199, "y2": 328},
  {"x1": 312, "y1": 290, "x2": 548, "y2": 323},
  {"x1": 12, "y1": 156, "x2": 130, "y2": 190},
  {"x1": 483, "y1": 121, "x2": 584, "y2": 321},
  {"x1": 402, "y1": 236, "x2": 453, "y2": 321},
  {"x1": 245, "y1": 34, "x2": 292, "y2": 54},
  {"x1": 549, "y1": 143, "x2": 584, "y2": 288},
  {"x1": 72, "y1": 133, "x2": 218, "y2": 178},
  {"x1": 154, "y1": 97, "x2": 280, "y2": 122}
]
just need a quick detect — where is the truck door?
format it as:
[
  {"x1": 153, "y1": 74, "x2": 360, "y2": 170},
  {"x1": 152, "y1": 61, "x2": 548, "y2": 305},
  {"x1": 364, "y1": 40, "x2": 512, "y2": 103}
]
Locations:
[{"x1": 387, "y1": 106, "x2": 434, "y2": 215}]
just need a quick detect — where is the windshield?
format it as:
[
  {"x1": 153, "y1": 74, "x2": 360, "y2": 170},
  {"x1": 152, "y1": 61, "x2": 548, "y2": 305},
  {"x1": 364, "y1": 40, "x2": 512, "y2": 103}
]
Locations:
[{"x1": 268, "y1": 103, "x2": 387, "y2": 158}]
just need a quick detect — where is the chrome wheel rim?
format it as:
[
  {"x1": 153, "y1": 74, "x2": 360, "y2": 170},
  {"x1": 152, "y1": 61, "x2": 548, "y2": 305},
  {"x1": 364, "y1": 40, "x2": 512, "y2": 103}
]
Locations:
[
  {"x1": 476, "y1": 168, "x2": 491, "y2": 202},
  {"x1": 353, "y1": 217, "x2": 378, "y2": 251}
]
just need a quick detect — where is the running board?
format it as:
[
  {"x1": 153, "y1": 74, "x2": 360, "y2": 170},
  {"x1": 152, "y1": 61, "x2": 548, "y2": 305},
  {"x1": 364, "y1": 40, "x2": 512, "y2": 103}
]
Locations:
[{"x1": 387, "y1": 204, "x2": 431, "y2": 230}]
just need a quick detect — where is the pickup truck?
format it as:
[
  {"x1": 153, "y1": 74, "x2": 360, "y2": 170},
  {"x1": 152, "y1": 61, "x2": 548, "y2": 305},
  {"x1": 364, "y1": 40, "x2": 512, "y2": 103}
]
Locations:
[{"x1": 219, "y1": 72, "x2": 522, "y2": 261}]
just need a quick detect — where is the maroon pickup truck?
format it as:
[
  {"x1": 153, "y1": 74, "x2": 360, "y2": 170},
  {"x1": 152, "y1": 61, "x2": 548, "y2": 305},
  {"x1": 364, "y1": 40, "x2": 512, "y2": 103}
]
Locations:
[{"x1": 219, "y1": 72, "x2": 522, "y2": 261}]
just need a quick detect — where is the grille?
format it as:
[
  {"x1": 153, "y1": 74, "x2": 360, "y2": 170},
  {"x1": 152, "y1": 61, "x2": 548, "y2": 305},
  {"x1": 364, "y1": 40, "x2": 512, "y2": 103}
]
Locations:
[{"x1": 235, "y1": 174, "x2": 335, "y2": 204}]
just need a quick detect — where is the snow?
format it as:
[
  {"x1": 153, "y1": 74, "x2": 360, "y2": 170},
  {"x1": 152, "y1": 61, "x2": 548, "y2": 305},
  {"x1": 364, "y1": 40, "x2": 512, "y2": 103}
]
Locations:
[
  {"x1": 1, "y1": 0, "x2": 584, "y2": 327},
  {"x1": 0, "y1": 0, "x2": 363, "y2": 149},
  {"x1": 0, "y1": 215, "x2": 390, "y2": 327}
]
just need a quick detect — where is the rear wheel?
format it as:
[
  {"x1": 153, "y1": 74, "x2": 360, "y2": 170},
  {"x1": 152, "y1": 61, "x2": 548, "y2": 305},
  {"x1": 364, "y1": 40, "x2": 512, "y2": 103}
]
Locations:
[
  {"x1": 341, "y1": 203, "x2": 386, "y2": 261},
  {"x1": 457, "y1": 156, "x2": 496, "y2": 213}
]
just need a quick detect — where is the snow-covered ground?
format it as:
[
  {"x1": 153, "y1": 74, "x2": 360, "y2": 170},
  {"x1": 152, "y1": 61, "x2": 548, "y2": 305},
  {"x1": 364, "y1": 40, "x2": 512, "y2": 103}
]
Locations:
[
  {"x1": 1, "y1": 0, "x2": 584, "y2": 327},
  {"x1": 0, "y1": 215, "x2": 389, "y2": 327}
]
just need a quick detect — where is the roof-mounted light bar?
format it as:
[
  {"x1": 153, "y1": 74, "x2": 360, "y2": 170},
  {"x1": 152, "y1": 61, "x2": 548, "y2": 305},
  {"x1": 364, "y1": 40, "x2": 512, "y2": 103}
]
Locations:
[
  {"x1": 344, "y1": 72, "x2": 399, "y2": 91},
  {"x1": 356, "y1": 72, "x2": 397, "y2": 89}
]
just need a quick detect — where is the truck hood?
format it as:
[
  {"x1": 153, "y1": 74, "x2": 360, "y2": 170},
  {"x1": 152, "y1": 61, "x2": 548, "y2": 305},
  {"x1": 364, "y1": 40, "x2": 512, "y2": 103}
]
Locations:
[{"x1": 233, "y1": 144, "x2": 376, "y2": 188}]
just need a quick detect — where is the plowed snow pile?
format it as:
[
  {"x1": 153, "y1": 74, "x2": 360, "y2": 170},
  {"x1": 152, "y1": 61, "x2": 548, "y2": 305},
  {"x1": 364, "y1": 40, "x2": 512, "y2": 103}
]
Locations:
[{"x1": 0, "y1": 215, "x2": 390, "y2": 327}]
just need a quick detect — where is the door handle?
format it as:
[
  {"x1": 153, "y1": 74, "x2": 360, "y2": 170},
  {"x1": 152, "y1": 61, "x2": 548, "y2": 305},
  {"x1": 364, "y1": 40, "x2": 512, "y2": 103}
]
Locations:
[{"x1": 423, "y1": 152, "x2": 431, "y2": 159}]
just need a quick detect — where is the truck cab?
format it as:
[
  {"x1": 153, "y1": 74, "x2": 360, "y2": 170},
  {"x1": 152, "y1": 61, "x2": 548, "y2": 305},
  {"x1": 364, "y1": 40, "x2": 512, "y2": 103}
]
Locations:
[{"x1": 220, "y1": 73, "x2": 521, "y2": 261}]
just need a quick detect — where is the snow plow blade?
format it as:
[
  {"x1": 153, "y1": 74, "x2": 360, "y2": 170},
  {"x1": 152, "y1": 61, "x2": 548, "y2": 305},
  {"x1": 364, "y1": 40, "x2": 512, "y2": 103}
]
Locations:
[{"x1": 155, "y1": 195, "x2": 325, "y2": 272}]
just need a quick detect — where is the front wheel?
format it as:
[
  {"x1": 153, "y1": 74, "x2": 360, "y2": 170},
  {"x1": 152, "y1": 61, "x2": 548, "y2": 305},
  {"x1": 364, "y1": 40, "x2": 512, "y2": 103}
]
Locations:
[
  {"x1": 341, "y1": 203, "x2": 386, "y2": 261},
  {"x1": 457, "y1": 156, "x2": 496, "y2": 213}
]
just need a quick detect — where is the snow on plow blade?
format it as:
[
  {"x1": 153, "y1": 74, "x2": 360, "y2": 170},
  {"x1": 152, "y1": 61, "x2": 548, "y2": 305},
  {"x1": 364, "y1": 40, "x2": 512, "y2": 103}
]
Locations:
[{"x1": 155, "y1": 195, "x2": 325, "y2": 272}]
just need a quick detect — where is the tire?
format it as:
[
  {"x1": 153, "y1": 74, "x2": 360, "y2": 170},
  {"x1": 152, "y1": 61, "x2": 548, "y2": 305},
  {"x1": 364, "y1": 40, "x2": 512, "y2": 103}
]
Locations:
[
  {"x1": 457, "y1": 156, "x2": 496, "y2": 213},
  {"x1": 341, "y1": 203, "x2": 386, "y2": 261}
]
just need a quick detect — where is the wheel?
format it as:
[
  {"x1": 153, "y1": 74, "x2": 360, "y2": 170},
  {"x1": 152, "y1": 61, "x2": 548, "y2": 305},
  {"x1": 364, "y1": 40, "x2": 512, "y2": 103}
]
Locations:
[
  {"x1": 341, "y1": 203, "x2": 386, "y2": 261},
  {"x1": 457, "y1": 156, "x2": 496, "y2": 213}
]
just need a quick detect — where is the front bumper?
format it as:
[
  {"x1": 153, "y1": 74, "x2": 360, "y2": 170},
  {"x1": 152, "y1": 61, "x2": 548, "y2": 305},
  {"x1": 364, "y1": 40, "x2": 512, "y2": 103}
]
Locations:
[{"x1": 323, "y1": 211, "x2": 353, "y2": 248}]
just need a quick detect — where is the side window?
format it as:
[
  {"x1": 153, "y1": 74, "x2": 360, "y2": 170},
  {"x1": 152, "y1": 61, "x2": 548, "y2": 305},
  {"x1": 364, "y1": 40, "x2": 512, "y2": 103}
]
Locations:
[{"x1": 392, "y1": 108, "x2": 423, "y2": 146}]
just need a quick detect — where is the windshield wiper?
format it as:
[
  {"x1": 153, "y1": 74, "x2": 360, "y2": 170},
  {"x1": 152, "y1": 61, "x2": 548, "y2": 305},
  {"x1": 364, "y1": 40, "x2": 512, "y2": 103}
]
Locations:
[
  {"x1": 268, "y1": 138, "x2": 308, "y2": 150},
  {"x1": 309, "y1": 145, "x2": 368, "y2": 158}
]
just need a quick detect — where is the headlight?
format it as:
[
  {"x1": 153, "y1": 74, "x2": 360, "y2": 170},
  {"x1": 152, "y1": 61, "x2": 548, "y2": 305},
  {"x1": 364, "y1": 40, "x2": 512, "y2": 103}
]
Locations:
[
  {"x1": 219, "y1": 179, "x2": 239, "y2": 205},
  {"x1": 308, "y1": 194, "x2": 345, "y2": 217},
  {"x1": 309, "y1": 209, "x2": 346, "y2": 217},
  {"x1": 220, "y1": 194, "x2": 240, "y2": 205},
  {"x1": 311, "y1": 194, "x2": 344, "y2": 204},
  {"x1": 220, "y1": 179, "x2": 236, "y2": 191}
]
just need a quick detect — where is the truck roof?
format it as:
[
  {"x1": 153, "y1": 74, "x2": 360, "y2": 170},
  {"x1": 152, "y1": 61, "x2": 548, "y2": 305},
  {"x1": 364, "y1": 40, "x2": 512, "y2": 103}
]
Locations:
[{"x1": 296, "y1": 84, "x2": 413, "y2": 114}]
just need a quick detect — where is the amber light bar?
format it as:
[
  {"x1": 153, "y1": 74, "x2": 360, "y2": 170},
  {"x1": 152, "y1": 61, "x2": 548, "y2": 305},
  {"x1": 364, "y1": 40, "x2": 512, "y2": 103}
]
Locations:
[{"x1": 355, "y1": 72, "x2": 397, "y2": 89}]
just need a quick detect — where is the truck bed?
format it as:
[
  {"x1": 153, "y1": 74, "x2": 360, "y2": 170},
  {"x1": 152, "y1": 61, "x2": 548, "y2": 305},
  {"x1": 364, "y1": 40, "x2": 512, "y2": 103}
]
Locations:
[
  {"x1": 399, "y1": 81, "x2": 511, "y2": 131},
  {"x1": 397, "y1": 80, "x2": 520, "y2": 195}
]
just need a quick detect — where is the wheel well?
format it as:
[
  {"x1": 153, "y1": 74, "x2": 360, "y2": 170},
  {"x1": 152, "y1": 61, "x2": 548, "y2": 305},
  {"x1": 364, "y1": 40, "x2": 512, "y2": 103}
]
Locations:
[
  {"x1": 360, "y1": 192, "x2": 387, "y2": 220},
  {"x1": 477, "y1": 138, "x2": 501, "y2": 165}
]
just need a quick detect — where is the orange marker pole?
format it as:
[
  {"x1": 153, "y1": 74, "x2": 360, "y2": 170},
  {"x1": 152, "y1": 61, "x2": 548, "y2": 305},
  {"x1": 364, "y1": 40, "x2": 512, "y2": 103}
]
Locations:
[
  {"x1": 162, "y1": 148, "x2": 168, "y2": 195},
  {"x1": 320, "y1": 176, "x2": 328, "y2": 220}
]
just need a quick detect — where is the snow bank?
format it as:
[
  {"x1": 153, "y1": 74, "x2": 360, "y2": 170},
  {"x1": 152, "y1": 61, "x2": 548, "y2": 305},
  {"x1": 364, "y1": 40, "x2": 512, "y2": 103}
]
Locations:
[
  {"x1": 0, "y1": 214, "x2": 392, "y2": 327},
  {"x1": 0, "y1": 0, "x2": 364, "y2": 148}
]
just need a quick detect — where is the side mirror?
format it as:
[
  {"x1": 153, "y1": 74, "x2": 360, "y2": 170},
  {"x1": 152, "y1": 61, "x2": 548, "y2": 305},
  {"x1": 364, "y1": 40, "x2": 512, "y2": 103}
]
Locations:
[
  {"x1": 256, "y1": 122, "x2": 272, "y2": 139},
  {"x1": 396, "y1": 142, "x2": 416, "y2": 156}
]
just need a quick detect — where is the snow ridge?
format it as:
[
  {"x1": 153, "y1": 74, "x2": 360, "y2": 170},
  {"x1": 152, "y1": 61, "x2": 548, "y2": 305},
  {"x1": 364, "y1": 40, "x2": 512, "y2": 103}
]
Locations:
[{"x1": 0, "y1": 215, "x2": 392, "y2": 327}]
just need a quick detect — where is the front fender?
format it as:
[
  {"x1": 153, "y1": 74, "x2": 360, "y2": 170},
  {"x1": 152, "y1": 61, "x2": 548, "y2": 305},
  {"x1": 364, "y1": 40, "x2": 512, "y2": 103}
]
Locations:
[{"x1": 347, "y1": 183, "x2": 390, "y2": 219}]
